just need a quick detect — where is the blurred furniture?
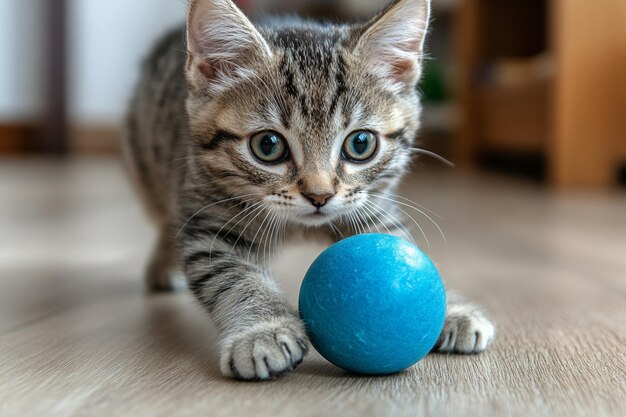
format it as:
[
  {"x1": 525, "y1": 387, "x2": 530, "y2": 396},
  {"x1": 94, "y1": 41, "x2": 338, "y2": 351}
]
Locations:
[{"x1": 456, "y1": 0, "x2": 626, "y2": 187}]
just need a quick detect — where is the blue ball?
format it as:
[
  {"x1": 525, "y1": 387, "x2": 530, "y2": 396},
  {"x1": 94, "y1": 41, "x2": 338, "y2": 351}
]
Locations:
[{"x1": 299, "y1": 234, "x2": 446, "y2": 375}]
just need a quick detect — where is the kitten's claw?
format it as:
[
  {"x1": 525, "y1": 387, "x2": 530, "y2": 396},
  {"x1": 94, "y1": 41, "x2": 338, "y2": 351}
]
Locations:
[
  {"x1": 220, "y1": 316, "x2": 309, "y2": 381},
  {"x1": 434, "y1": 306, "x2": 495, "y2": 354}
]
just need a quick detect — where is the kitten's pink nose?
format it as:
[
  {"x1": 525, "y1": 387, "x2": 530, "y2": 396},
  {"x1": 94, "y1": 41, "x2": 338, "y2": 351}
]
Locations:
[{"x1": 303, "y1": 192, "x2": 335, "y2": 208}]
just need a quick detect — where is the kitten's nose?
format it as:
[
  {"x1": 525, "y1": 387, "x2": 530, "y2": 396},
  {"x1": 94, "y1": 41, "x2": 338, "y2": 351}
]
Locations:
[{"x1": 303, "y1": 192, "x2": 335, "y2": 208}]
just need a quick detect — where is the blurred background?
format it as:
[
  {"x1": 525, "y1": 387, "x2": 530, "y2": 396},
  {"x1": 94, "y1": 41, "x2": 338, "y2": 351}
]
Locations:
[{"x1": 1, "y1": 0, "x2": 625, "y2": 186}]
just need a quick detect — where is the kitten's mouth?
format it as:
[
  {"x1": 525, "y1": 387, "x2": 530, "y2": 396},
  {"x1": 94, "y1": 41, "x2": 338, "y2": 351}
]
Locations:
[{"x1": 295, "y1": 209, "x2": 335, "y2": 226}]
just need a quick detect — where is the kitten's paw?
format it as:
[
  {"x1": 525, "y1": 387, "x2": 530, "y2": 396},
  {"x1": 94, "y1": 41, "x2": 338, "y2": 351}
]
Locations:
[
  {"x1": 220, "y1": 316, "x2": 309, "y2": 381},
  {"x1": 434, "y1": 305, "x2": 495, "y2": 354}
]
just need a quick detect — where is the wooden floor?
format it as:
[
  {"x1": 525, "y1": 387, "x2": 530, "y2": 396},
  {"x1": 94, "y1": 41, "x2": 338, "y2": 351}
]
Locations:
[{"x1": 0, "y1": 157, "x2": 624, "y2": 417}]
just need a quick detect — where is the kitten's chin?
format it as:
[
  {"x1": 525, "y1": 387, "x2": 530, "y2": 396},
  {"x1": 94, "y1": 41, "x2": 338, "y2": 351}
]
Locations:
[{"x1": 293, "y1": 211, "x2": 340, "y2": 228}]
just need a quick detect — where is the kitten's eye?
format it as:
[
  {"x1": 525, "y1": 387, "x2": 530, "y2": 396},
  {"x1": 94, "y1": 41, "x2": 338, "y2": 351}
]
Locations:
[
  {"x1": 342, "y1": 131, "x2": 378, "y2": 162},
  {"x1": 250, "y1": 131, "x2": 289, "y2": 163}
]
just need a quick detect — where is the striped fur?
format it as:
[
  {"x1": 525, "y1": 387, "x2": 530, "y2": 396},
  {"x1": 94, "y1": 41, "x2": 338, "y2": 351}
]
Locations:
[{"x1": 123, "y1": 0, "x2": 494, "y2": 380}]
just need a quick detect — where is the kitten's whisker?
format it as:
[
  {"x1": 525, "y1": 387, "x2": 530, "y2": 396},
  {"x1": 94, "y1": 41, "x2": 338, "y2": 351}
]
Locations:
[
  {"x1": 360, "y1": 205, "x2": 380, "y2": 233},
  {"x1": 371, "y1": 194, "x2": 447, "y2": 245},
  {"x1": 166, "y1": 156, "x2": 194, "y2": 166},
  {"x1": 262, "y1": 211, "x2": 280, "y2": 266},
  {"x1": 365, "y1": 200, "x2": 419, "y2": 247},
  {"x1": 367, "y1": 198, "x2": 428, "y2": 249},
  {"x1": 209, "y1": 200, "x2": 263, "y2": 265},
  {"x1": 363, "y1": 208, "x2": 376, "y2": 234},
  {"x1": 268, "y1": 211, "x2": 286, "y2": 272},
  {"x1": 370, "y1": 192, "x2": 442, "y2": 219},
  {"x1": 359, "y1": 201, "x2": 384, "y2": 235},
  {"x1": 347, "y1": 212, "x2": 360, "y2": 235},
  {"x1": 364, "y1": 199, "x2": 414, "y2": 244},
  {"x1": 328, "y1": 221, "x2": 345, "y2": 239},
  {"x1": 279, "y1": 211, "x2": 288, "y2": 247},
  {"x1": 355, "y1": 206, "x2": 374, "y2": 234},
  {"x1": 247, "y1": 208, "x2": 273, "y2": 263},
  {"x1": 259, "y1": 211, "x2": 274, "y2": 265},
  {"x1": 252, "y1": 209, "x2": 271, "y2": 264},
  {"x1": 367, "y1": 201, "x2": 415, "y2": 244},
  {"x1": 353, "y1": 209, "x2": 368, "y2": 234},
  {"x1": 230, "y1": 204, "x2": 269, "y2": 256},
  {"x1": 410, "y1": 148, "x2": 455, "y2": 167},
  {"x1": 353, "y1": 211, "x2": 366, "y2": 235},
  {"x1": 176, "y1": 194, "x2": 257, "y2": 238}
]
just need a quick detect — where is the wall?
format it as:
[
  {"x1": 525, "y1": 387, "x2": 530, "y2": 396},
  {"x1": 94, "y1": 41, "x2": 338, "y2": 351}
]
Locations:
[
  {"x1": 0, "y1": 0, "x2": 46, "y2": 122},
  {"x1": 68, "y1": 0, "x2": 187, "y2": 126}
]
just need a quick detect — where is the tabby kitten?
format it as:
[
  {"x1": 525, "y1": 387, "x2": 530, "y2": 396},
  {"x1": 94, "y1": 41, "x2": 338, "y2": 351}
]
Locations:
[{"x1": 124, "y1": 0, "x2": 495, "y2": 380}]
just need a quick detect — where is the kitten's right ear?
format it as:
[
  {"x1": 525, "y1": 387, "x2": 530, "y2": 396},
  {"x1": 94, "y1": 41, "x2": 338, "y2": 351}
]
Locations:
[{"x1": 186, "y1": 0, "x2": 271, "y2": 92}]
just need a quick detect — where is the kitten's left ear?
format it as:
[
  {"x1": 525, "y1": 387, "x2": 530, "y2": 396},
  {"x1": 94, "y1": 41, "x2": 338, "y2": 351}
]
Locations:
[{"x1": 354, "y1": 0, "x2": 431, "y2": 91}]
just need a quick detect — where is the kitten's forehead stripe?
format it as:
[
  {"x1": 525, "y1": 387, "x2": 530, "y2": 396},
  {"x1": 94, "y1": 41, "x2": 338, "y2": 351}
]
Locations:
[{"x1": 264, "y1": 23, "x2": 354, "y2": 140}]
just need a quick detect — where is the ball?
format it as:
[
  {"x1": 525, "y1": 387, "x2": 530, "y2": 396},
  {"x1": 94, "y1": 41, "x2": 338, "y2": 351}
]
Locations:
[{"x1": 298, "y1": 234, "x2": 446, "y2": 375}]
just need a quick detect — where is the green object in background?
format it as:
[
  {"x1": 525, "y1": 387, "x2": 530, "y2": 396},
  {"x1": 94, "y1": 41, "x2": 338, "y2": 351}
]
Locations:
[{"x1": 420, "y1": 61, "x2": 448, "y2": 103}]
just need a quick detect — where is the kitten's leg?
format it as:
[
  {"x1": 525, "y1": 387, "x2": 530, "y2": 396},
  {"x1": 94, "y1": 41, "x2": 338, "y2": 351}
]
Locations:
[
  {"x1": 182, "y1": 236, "x2": 307, "y2": 381},
  {"x1": 433, "y1": 291, "x2": 495, "y2": 354},
  {"x1": 146, "y1": 228, "x2": 186, "y2": 292}
]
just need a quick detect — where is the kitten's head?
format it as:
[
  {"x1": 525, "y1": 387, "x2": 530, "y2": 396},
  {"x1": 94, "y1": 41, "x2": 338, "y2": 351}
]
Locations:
[{"x1": 185, "y1": 0, "x2": 430, "y2": 227}]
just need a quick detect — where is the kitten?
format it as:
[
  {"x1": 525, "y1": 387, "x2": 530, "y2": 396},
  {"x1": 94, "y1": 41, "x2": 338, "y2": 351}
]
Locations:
[{"x1": 123, "y1": 0, "x2": 495, "y2": 380}]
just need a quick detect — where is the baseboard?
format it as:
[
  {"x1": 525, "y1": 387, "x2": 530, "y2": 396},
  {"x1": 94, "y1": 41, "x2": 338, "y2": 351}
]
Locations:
[
  {"x1": 0, "y1": 123, "x2": 39, "y2": 154},
  {"x1": 70, "y1": 125, "x2": 121, "y2": 154}
]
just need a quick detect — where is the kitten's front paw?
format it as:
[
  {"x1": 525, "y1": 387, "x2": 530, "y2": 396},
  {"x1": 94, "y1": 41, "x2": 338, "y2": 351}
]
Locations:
[
  {"x1": 434, "y1": 305, "x2": 495, "y2": 354},
  {"x1": 220, "y1": 316, "x2": 309, "y2": 381}
]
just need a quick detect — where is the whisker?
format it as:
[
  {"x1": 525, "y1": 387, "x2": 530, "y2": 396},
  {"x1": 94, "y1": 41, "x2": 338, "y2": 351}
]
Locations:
[
  {"x1": 247, "y1": 208, "x2": 273, "y2": 263},
  {"x1": 166, "y1": 156, "x2": 194, "y2": 166},
  {"x1": 280, "y1": 211, "x2": 289, "y2": 246},
  {"x1": 230, "y1": 204, "x2": 268, "y2": 255},
  {"x1": 365, "y1": 200, "x2": 419, "y2": 247},
  {"x1": 328, "y1": 221, "x2": 345, "y2": 240},
  {"x1": 410, "y1": 148, "x2": 455, "y2": 167},
  {"x1": 252, "y1": 210, "x2": 271, "y2": 265},
  {"x1": 371, "y1": 192, "x2": 442, "y2": 219},
  {"x1": 355, "y1": 206, "x2": 374, "y2": 234},
  {"x1": 209, "y1": 200, "x2": 263, "y2": 265},
  {"x1": 176, "y1": 194, "x2": 257, "y2": 238},
  {"x1": 352, "y1": 209, "x2": 366, "y2": 234},
  {"x1": 367, "y1": 198, "x2": 427, "y2": 248},
  {"x1": 268, "y1": 211, "x2": 286, "y2": 272},
  {"x1": 353, "y1": 211, "x2": 366, "y2": 235},
  {"x1": 262, "y1": 210, "x2": 280, "y2": 266},
  {"x1": 358, "y1": 203, "x2": 381, "y2": 234},
  {"x1": 361, "y1": 200, "x2": 390, "y2": 235},
  {"x1": 371, "y1": 194, "x2": 446, "y2": 246},
  {"x1": 347, "y1": 212, "x2": 360, "y2": 235}
]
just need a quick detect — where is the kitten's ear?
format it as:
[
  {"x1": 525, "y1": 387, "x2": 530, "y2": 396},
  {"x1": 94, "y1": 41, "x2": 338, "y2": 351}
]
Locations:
[
  {"x1": 186, "y1": 0, "x2": 271, "y2": 91},
  {"x1": 354, "y1": 0, "x2": 431, "y2": 91}
]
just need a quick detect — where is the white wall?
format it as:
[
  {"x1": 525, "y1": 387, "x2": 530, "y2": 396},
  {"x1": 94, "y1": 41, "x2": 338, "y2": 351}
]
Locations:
[
  {"x1": 0, "y1": 0, "x2": 45, "y2": 122},
  {"x1": 68, "y1": 0, "x2": 187, "y2": 125},
  {"x1": 0, "y1": 0, "x2": 186, "y2": 125}
]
